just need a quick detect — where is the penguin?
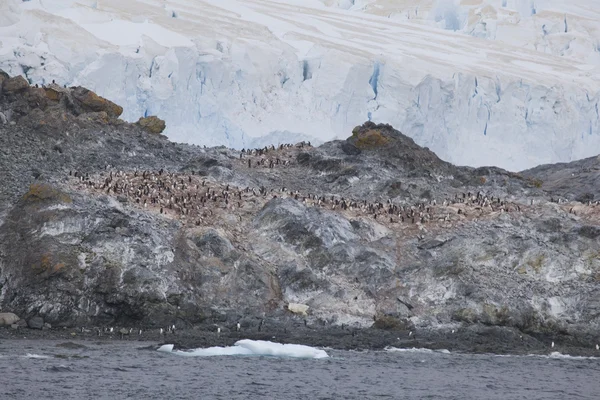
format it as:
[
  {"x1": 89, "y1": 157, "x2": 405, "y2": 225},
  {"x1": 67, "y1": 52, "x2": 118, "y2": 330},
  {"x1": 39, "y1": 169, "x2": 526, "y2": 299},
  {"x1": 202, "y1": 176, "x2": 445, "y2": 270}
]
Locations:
[{"x1": 236, "y1": 322, "x2": 241, "y2": 332}]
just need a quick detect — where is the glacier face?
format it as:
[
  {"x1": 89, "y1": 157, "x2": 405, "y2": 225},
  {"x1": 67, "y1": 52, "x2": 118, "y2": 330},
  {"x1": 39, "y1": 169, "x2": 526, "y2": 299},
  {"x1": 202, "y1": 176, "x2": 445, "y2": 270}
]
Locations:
[{"x1": 0, "y1": 0, "x2": 598, "y2": 171}]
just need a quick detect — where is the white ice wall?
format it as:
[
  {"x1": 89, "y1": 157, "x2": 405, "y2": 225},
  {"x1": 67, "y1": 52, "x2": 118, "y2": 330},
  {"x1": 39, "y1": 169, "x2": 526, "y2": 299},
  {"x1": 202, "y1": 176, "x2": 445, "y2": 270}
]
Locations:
[{"x1": 0, "y1": 0, "x2": 598, "y2": 171}]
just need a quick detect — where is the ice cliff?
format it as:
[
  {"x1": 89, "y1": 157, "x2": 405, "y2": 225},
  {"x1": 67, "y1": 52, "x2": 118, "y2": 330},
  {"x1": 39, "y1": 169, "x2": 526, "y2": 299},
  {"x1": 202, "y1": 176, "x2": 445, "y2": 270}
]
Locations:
[{"x1": 0, "y1": 0, "x2": 598, "y2": 171}]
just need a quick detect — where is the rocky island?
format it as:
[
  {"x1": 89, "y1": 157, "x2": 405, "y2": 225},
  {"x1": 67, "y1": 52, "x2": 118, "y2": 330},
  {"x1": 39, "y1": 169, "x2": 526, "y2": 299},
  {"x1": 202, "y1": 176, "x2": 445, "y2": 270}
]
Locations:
[{"x1": 1, "y1": 71, "x2": 599, "y2": 355}]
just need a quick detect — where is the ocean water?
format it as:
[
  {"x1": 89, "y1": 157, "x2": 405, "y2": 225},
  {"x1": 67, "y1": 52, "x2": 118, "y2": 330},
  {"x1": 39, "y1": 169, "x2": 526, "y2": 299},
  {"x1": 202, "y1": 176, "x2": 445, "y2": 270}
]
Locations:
[{"x1": 1, "y1": 339, "x2": 599, "y2": 400}]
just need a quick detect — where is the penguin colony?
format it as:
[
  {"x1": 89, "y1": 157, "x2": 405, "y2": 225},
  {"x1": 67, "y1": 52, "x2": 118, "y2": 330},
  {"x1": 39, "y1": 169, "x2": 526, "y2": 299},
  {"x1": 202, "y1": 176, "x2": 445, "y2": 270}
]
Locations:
[
  {"x1": 64, "y1": 142, "x2": 600, "y2": 348},
  {"x1": 66, "y1": 141, "x2": 535, "y2": 240}
]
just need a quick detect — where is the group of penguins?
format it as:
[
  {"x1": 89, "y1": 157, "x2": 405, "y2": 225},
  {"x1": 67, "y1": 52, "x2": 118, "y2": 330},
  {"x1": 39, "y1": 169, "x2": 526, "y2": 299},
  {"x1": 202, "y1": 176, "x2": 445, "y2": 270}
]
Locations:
[
  {"x1": 239, "y1": 141, "x2": 311, "y2": 169},
  {"x1": 84, "y1": 324, "x2": 177, "y2": 339},
  {"x1": 84, "y1": 323, "x2": 247, "y2": 339},
  {"x1": 70, "y1": 163, "x2": 525, "y2": 233}
]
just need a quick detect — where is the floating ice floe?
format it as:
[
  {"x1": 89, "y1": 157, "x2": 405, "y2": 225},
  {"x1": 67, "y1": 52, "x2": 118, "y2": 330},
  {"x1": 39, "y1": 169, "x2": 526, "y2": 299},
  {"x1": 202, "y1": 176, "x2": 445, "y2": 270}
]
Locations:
[
  {"x1": 158, "y1": 340, "x2": 329, "y2": 359},
  {"x1": 540, "y1": 352, "x2": 598, "y2": 360},
  {"x1": 385, "y1": 347, "x2": 451, "y2": 354},
  {"x1": 23, "y1": 353, "x2": 51, "y2": 359}
]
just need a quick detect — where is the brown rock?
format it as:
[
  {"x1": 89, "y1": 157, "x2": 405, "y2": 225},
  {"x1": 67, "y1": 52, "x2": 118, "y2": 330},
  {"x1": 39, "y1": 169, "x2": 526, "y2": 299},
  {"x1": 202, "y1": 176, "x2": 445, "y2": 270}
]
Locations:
[
  {"x1": 137, "y1": 115, "x2": 166, "y2": 134},
  {"x1": 2, "y1": 75, "x2": 29, "y2": 94},
  {"x1": 44, "y1": 87, "x2": 63, "y2": 102},
  {"x1": 23, "y1": 87, "x2": 49, "y2": 109},
  {"x1": 71, "y1": 86, "x2": 123, "y2": 118}
]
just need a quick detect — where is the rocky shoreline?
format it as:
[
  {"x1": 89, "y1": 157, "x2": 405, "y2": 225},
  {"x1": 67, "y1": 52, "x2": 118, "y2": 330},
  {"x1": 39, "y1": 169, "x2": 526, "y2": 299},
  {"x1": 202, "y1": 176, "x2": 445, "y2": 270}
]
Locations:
[
  {"x1": 1, "y1": 71, "x2": 600, "y2": 357},
  {"x1": 1, "y1": 323, "x2": 598, "y2": 358}
]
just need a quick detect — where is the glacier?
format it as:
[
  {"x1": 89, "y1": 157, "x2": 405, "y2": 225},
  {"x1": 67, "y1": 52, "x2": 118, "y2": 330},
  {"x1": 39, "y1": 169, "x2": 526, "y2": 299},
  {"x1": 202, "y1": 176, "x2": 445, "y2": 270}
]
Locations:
[{"x1": 0, "y1": 0, "x2": 599, "y2": 170}]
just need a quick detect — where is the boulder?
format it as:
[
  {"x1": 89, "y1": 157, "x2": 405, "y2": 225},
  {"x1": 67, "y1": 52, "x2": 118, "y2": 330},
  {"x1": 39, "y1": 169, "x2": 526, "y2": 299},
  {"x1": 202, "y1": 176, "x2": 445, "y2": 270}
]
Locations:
[
  {"x1": 287, "y1": 303, "x2": 310, "y2": 316},
  {"x1": 23, "y1": 87, "x2": 49, "y2": 109},
  {"x1": 27, "y1": 316, "x2": 44, "y2": 330},
  {"x1": 0, "y1": 312, "x2": 20, "y2": 326},
  {"x1": 71, "y1": 86, "x2": 123, "y2": 118},
  {"x1": 0, "y1": 69, "x2": 9, "y2": 85},
  {"x1": 44, "y1": 87, "x2": 62, "y2": 102},
  {"x1": 2, "y1": 75, "x2": 29, "y2": 94},
  {"x1": 137, "y1": 116, "x2": 166, "y2": 134}
]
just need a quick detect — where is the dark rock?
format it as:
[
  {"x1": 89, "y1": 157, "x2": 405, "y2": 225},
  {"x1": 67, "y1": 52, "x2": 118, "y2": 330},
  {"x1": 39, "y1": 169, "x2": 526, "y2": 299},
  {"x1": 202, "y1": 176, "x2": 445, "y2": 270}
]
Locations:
[
  {"x1": 417, "y1": 238, "x2": 450, "y2": 250},
  {"x1": 340, "y1": 141, "x2": 361, "y2": 156},
  {"x1": 56, "y1": 342, "x2": 87, "y2": 349},
  {"x1": 296, "y1": 152, "x2": 311, "y2": 165},
  {"x1": 578, "y1": 226, "x2": 600, "y2": 239},
  {"x1": 372, "y1": 315, "x2": 409, "y2": 331},
  {"x1": 28, "y1": 316, "x2": 44, "y2": 330}
]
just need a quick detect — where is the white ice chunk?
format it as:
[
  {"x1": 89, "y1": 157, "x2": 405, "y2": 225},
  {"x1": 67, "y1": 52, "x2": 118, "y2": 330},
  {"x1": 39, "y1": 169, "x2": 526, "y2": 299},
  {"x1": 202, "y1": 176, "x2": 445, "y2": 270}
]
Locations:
[
  {"x1": 234, "y1": 339, "x2": 329, "y2": 359},
  {"x1": 23, "y1": 353, "x2": 51, "y2": 359},
  {"x1": 157, "y1": 340, "x2": 329, "y2": 359}
]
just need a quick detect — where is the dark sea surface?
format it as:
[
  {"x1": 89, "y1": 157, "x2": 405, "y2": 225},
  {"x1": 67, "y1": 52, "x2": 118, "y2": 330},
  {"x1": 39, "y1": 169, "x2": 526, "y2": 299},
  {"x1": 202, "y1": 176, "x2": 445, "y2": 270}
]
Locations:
[{"x1": 1, "y1": 339, "x2": 599, "y2": 400}]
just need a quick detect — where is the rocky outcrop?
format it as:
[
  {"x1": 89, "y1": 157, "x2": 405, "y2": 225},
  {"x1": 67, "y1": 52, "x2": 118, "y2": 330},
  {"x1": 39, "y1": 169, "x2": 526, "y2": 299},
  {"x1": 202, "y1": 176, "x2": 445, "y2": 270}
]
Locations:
[
  {"x1": 2, "y1": 75, "x2": 29, "y2": 94},
  {"x1": 137, "y1": 116, "x2": 166, "y2": 134},
  {"x1": 0, "y1": 71, "x2": 125, "y2": 130},
  {"x1": 71, "y1": 86, "x2": 123, "y2": 118},
  {"x1": 0, "y1": 72, "x2": 599, "y2": 353}
]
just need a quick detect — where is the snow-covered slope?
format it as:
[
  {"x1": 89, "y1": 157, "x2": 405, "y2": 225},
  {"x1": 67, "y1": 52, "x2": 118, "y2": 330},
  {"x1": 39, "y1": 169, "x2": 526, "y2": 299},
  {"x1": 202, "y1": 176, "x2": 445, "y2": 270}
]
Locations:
[
  {"x1": 321, "y1": 0, "x2": 600, "y2": 65},
  {"x1": 0, "y1": 0, "x2": 598, "y2": 170}
]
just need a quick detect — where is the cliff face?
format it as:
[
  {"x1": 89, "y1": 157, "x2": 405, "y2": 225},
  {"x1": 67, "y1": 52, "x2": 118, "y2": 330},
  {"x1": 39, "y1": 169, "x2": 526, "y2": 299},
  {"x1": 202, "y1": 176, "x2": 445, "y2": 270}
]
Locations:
[{"x1": 0, "y1": 72, "x2": 599, "y2": 349}]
